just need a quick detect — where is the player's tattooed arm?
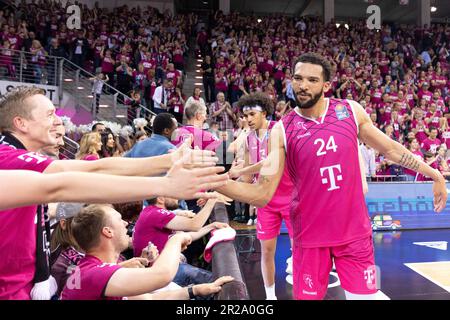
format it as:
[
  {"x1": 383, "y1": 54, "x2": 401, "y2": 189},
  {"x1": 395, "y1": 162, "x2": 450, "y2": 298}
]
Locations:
[{"x1": 398, "y1": 153, "x2": 420, "y2": 171}]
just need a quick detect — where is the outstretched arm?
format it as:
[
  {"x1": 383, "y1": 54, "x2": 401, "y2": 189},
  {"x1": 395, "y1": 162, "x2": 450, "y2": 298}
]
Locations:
[
  {"x1": 216, "y1": 122, "x2": 286, "y2": 207},
  {"x1": 351, "y1": 100, "x2": 447, "y2": 212},
  {"x1": 0, "y1": 163, "x2": 228, "y2": 211},
  {"x1": 44, "y1": 138, "x2": 218, "y2": 176}
]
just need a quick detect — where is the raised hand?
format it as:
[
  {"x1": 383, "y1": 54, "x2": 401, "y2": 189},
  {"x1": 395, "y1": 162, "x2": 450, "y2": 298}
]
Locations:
[
  {"x1": 165, "y1": 160, "x2": 229, "y2": 200},
  {"x1": 170, "y1": 136, "x2": 219, "y2": 169}
]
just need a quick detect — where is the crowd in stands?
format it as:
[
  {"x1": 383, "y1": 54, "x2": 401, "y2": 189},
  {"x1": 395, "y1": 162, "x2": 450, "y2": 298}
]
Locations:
[{"x1": 0, "y1": 0, "x2": 194, "y2": 122}]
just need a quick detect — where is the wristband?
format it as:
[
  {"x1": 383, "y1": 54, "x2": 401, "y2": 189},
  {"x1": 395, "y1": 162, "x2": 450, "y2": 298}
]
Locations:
[{"x1": 188, "y1": 286, "x2": 196, "y2": 300}]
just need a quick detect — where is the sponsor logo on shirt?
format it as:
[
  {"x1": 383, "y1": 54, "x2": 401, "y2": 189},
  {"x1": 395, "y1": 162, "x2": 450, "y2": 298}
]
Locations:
[
  {"x1": 335, "y1": 104, "x2": 350, "y2": 120},
  {"x1": 296, "y1": 121, "x2": 311, "y2": 139}
]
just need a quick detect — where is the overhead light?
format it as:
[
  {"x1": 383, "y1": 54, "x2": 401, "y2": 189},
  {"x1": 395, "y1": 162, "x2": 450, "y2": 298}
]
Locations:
[
  {"x1": 196, "y1": 69, "x2": 202, "y2": 72},
  {"x1": 196, "y1": 64, "x2": 202, "y2": 67},
  {"x1": 195, "y1": 83, "x2": 203, "y2": 86},
  {"x1": 257, "y1": 19, "x2": 262, "y2": 23},
  {"x1": 197, "y1": 59, "x2": 203, "y2": 62},
  {"x1": 203, "y1": 1, "x2": 208, "y2": 4},
  {"x1": 336, "y1": 23, "x2": 340, "y2": 28},
  {"x1": 64, "y1": 78, "x2": 73, "y2": 82},
  {"x1": 87, "y1": 95, "x2": 94, "y2": 98},
  {"x1": 431, "y1": 6, "x2": 437, "y2": 12},
  {"x1": 195, "y1": 76, "x2": 203, "y2": 79},
  {"x1": 77, "y1": 86, "x2": 84, "y2": 90},
  {"x1": 344, "y1": 24, "x2": 349, "y2": 29},
  {"x1": 99, "y1": 104, "x2": 109, "y2": 108},
  {"x1": 116, "y1": 115, "x2": 125, "y2": 118}
]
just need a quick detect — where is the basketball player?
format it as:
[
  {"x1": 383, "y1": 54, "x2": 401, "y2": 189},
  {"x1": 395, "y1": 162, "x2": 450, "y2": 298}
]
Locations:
[
  {"x1": 217, "y1": 53, "x2": 447, "y2": 300},
  {"x1": 233, "y1": 92, "x2": 294, "y2": 300}
]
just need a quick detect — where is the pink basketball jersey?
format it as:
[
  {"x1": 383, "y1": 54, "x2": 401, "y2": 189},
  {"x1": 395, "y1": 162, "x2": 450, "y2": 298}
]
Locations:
[
  {"x1": 281, "y1": 99, "x2": 372, "y2": 248},
  {"x1": 246, "y1": 121, "x2": 294, "y2": 211}
]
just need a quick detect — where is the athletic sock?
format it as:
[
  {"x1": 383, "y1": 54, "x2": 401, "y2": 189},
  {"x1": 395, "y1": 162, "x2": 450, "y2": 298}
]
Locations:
[{"x1": 265, "y1": 284, "x2": 277, "y2": 300}]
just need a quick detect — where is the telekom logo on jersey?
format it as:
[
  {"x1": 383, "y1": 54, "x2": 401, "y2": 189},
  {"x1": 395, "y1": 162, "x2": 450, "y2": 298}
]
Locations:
[
  {"x1": 320, "y1": 165, "x2": 343, "y2": 191},
  {"x1": 315, "y1": 135, "x2": 343, "y2": 191}
]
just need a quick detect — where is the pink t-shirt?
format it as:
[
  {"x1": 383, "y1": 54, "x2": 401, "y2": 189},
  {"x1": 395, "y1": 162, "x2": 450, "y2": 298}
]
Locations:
[
  {"x1": 133, "y1": 206, "x2": 176, "y2": 255},
  {"x1": 81, "y1": 154, "x2": 99, "y2": 161},
  {"x1": 441, "y1": 130, "x2": 450, "y2": 149},
  {"x1": 61, "y1": 255, "x2": 122, "y2": 300},
  {"x1": 421, "y1": 137, "x2": 442, "y2": 154},
  {"x1": 0, "y1": 144, "x2": 54, "y2": 299},
  {"x1": 171, "y1": 125, "x2": 222, "y2": 151},
  {"x1": 404, "y1": 150, "x2": 423, "y2": 177}
]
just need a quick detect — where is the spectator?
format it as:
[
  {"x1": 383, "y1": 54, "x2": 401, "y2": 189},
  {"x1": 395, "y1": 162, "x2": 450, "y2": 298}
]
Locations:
[
  {"x1": 201, "y1": 55, "x2": 215, "y2": 103},
  {"x1": 50, "y1": 203, "x2": 85, "y2": 297},
  {"x1": 421, "y1": 127, "x2": 442, "y2": 154},
  {"x1": 40, "y1": 123, "x2": 66, "y2": 159},
  {"x1": 168, "y1": 87, "x2": 186, "y2": 124},
  {"x1": 133, "y1": 196, "x2": 229, "y2": 287},
  {"x1": 61, "y1": 204, "x2": 233, "y2": 300},
  {"x1": 76, "y1": 132, "x2": 102, "y2": 161},
  {"x1": 101, "y1": 132, "x2": 121, "y2": 158},
  {"x1": 46, "y1": 38, "x2": 67, "y2": 85},
  {"x1": 404, "y1": 138, "x2": 424, "y2": 181},
  {"x1": 71, "y1": 30, "x2": 89, "y2": 69},
  {"x1": 209, "y1": 92, "x2": 237, "y2": 132},
  {"x1": 0, "y1": 39, "x2": 15, "y2": 78},
  {"x1": 417, "y1": 151, "x2": 439, "y2": 181},
  {"x1": 152, "y1": 79, "x2": 169, "y2": 114},
  {"x1": 127, "y1": 90, "x2": 143, "y2": 126},
  {"x1": 92, "y1": 122, "x2": 106, "y2": 134},
  {"x1": 172, "y1": 102, "x2": 221, "y2": 152},
  {"x1": 100, "y1": 48, "x2": 115, "y2": 91},
  {"x1": 360, "y1": 143, "x2": 377, "y2": 182},
  {"x1": 29, "y1": 40, "x2": 47, "y2": 84},
  {"x1": 125, "y1": 113, "x2": 177, "y2": 158},
  {"x1": 185, "y1": 87, "x2": 206, "y2": 111},
  {"x1": 89, "y1": 73, "x2": 109, "y2": 115}
]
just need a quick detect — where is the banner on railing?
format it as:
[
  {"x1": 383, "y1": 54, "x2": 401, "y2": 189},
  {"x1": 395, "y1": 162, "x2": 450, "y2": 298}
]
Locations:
[
  {"x1": 0, "y1": 80, "x2": 60, "y2": 104},
  {"x1": 366, "y1": 182, "x2": 450, "y2": 230}
]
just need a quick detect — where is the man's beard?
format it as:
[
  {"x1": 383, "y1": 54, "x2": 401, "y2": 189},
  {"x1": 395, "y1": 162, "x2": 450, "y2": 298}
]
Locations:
[{"x1": 294, "y1": 89, "x2": 323, "y2": 109}]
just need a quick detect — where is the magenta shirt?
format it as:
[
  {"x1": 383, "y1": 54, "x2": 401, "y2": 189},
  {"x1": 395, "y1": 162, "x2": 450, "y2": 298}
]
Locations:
[
  {"x1": 133, "y1": 205, "x2": 176, "y2": 256},
  {"x1": 171, "y1": 126, "x2": 222, "y2": 151},
  {"x1": 61, "y1": 255, "x2": 122, "y2": 300},
  {"x1": 421, "y1": 138, "x2": 442, "y2": 154},
  {"x1": 0, "y1": 144, "x2": 54, "y2": 299},
  {"x1": 81, "y1": 154, "x2": 99, "y2": 161}
]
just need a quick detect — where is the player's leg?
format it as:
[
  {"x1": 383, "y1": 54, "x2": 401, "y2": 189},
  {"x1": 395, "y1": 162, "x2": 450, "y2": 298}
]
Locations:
[
  {"x1": 292, "y1": 244, "x2": 332, "y2": 300},
  {"x1": 281, "y1": 210, "x2": 294, "y2": 279},
  {"x1": 332, "y1": 236, "x2": 379, "y2": 300},
  {"x1": 257, "y1": 207, "x2": 284, "y2": 299},
  {"x1": 260, "y1": 237, "x2": 278, "y2": 299}
]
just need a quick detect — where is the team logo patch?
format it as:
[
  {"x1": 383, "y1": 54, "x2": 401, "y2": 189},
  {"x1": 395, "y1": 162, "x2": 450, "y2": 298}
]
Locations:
[
  {"x1": 335, "y1": 104, "x2": 350, "y2": 120},
  {"x1": 296, "y1": 121, "x2": 308, "y2": 131},
  {"x1": 303, "y1": 274, "x2": 314, "y2": 289}
]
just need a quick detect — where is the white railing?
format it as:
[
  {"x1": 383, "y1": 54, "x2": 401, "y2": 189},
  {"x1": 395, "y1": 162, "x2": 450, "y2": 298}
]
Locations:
[{"x1": 1, "y1": 48, "x2": 156, "y2": 125}]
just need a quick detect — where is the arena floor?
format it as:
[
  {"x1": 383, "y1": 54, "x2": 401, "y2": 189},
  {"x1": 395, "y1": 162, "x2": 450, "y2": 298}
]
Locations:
[{"x1": 235, "y1": 228, "x2": 450, "y2": 300}]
